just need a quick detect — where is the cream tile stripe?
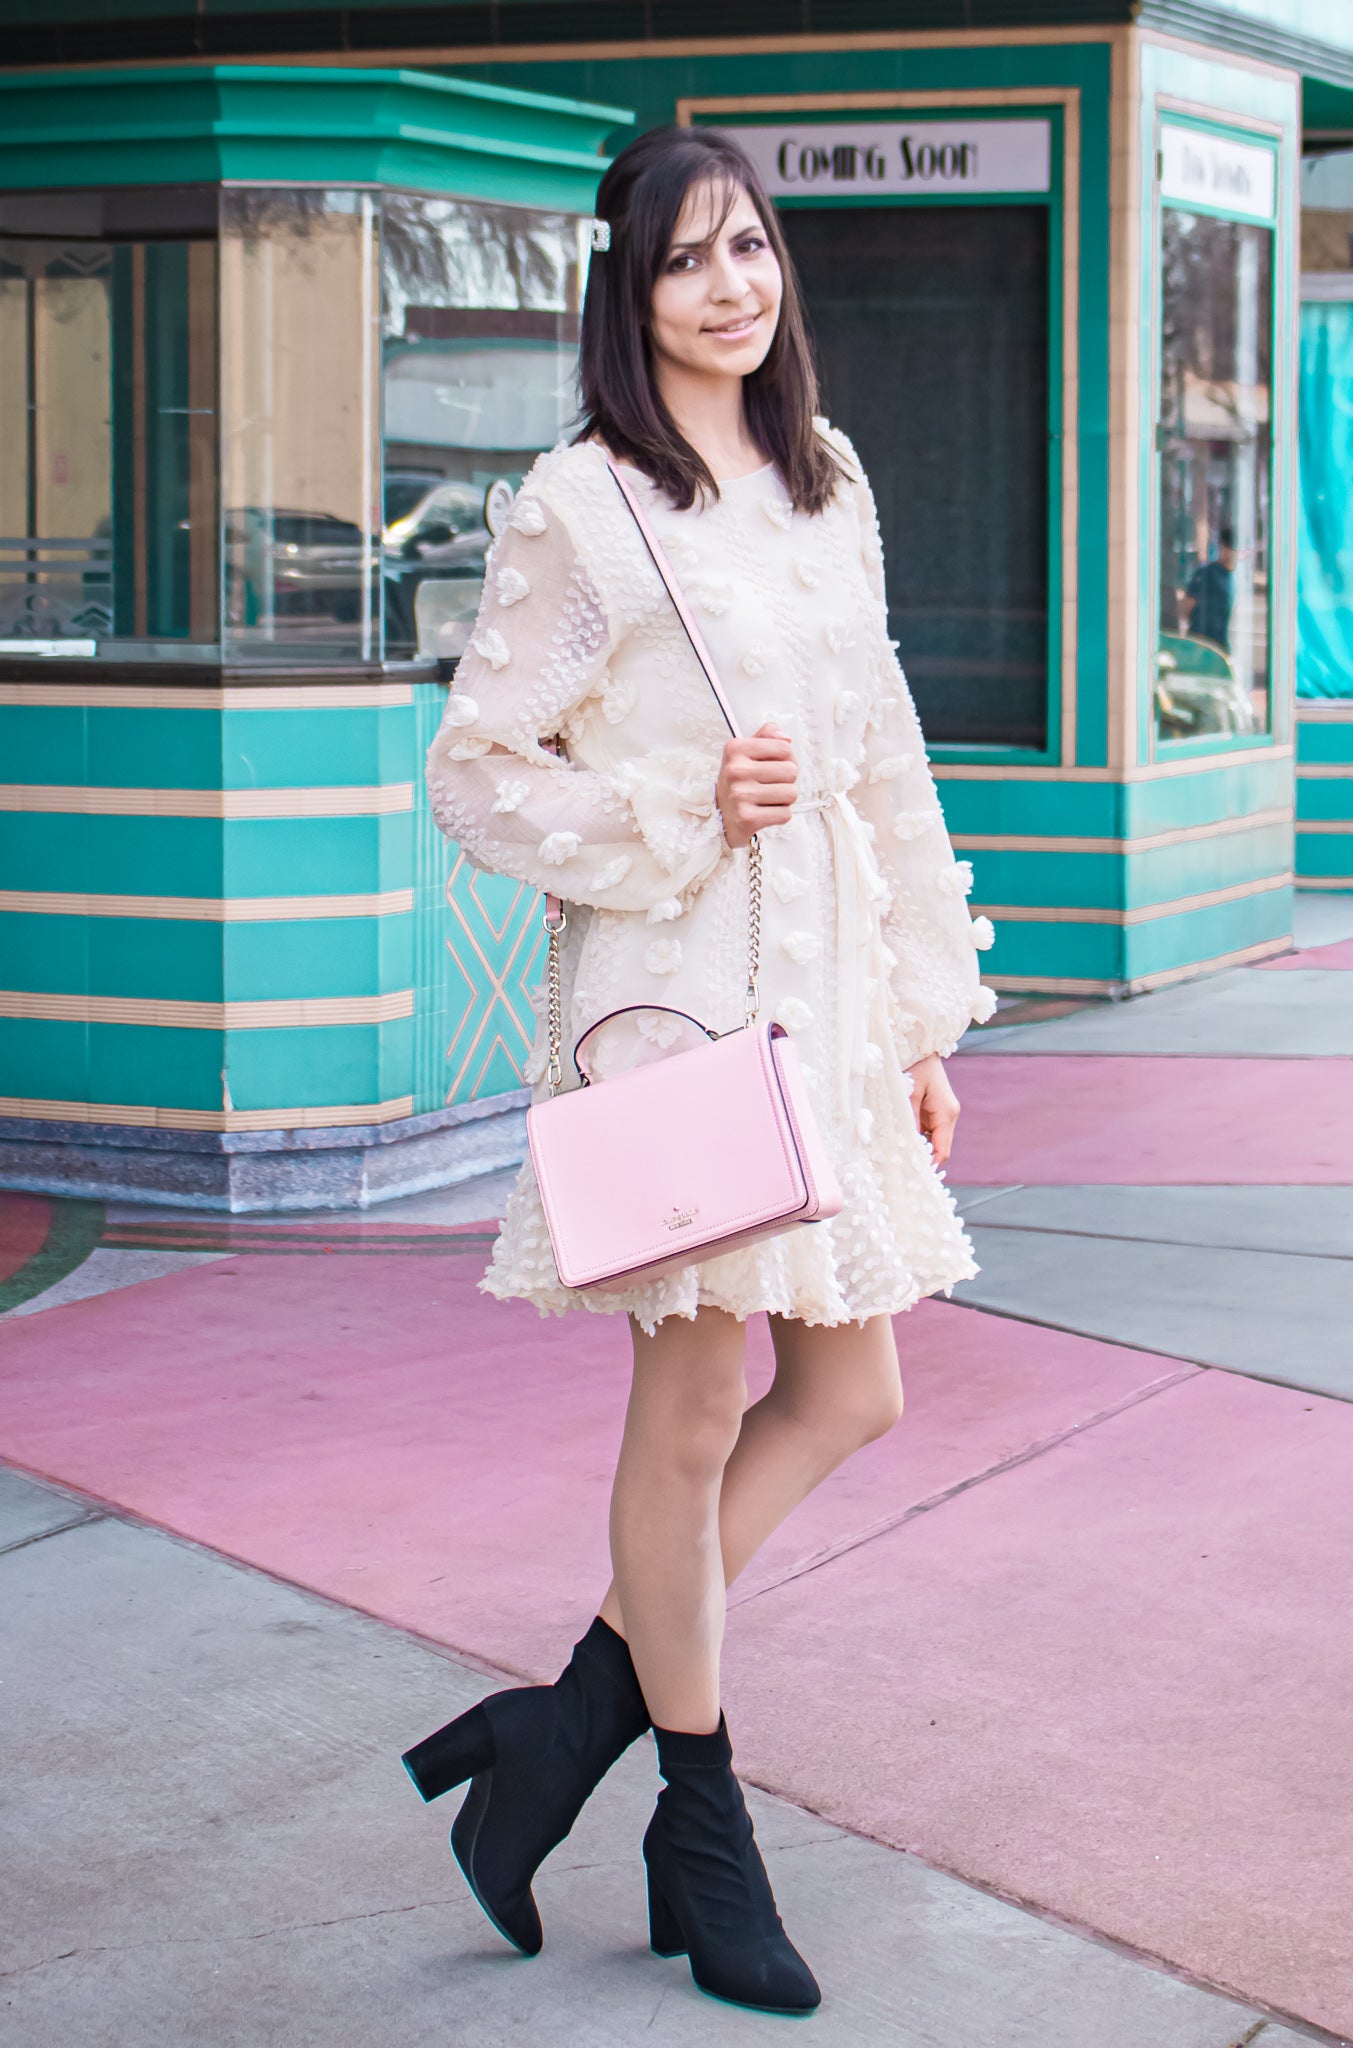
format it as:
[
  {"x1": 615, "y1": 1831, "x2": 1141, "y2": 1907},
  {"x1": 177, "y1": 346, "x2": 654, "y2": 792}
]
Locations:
[
  {"x1": 953, "y1": 805, "x2": 1291, "y2": 855},
  {"x1": 0, "y1": 783, "x2": 415, "y2": 818},
  {"x1": 679, "y1": 86, "x2": 1078, "y2": 114},
  {"x1": 0, "y1": 682, "x2": 416, "y2": 710},
  {"x1": 1296, "y1": 701, "x2": 1353, "y2": 721},
  {"x1": 1107, "y1": 25, "x2": 1142, "y2": 774},
  {"x1": 986, "y1": 935, "x2": 1289, "y2": 998},
  {"x1": 0, "y1": 889, "x2": 416, "y2": 922},
  {"x1": 0, "y1": 1095, "x2": 416, "y2": 1133},
  {"x1": 1297, "y1": 820, "x2": 1353, "y2": 834},
  {"x1": 1297, "y1": 875, "x2": 1353, "y2": 887},
  {"x1": 0, "y1": 990, "x2": 415, "y2": 1029},
  {"x1": 1297, "y1": 763, "x2": 1353, "y2": 778},
  {"x1": 678, "y1": 87, "x2": 1081, "y2": 769},
  {"x1": 972, "y1": 872, "x2": 1291, "y2": 927},
  {"x1": 933, "y1": 742, "x2": 1294, "y2": 782}
]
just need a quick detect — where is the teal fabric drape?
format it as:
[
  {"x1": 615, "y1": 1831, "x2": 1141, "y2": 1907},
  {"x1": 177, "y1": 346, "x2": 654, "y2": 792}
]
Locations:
[{"x1": 1298, "y1": 300, "x2": 1353, "y2": 699}]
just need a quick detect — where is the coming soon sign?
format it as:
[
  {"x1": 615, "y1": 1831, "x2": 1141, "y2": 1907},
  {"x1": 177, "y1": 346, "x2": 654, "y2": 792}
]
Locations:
[{"x1": 720, "y1": 119, "x2": 1052, "y2": 199}]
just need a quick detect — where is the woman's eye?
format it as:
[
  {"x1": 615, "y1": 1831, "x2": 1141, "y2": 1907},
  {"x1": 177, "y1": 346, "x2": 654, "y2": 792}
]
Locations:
[
  {"x1": 667, "y1": 253, "x2": 698, "y2": 272},
  {"x1": 735, "y1": 236, "x2": 765, "y2": 256}
]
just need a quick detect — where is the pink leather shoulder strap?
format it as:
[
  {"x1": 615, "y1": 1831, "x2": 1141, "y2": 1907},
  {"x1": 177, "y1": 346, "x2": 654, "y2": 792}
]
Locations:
[{"x1": 604, "y1": 456, "x2": 743, "y2": 742}]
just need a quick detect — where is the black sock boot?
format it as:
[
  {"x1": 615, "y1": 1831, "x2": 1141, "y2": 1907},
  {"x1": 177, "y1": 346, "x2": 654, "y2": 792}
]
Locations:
[
  {"x1": 401, "y1": 1617, "x2": 650, "y2": 1955},
  {"x1": 644, "y1": 1717, "x2": 821, "y2": 2015}
]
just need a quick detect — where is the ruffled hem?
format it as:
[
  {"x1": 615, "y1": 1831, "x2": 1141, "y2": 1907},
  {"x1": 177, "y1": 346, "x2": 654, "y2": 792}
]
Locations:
[{"x1": 477, "y1": 1112, "x2": 977, "y2": 1338}]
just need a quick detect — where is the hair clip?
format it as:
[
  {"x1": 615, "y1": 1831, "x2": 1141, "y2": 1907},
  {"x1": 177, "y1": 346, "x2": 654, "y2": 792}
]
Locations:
[{"x1": 589, "y1": 219, "x2": 611, "y2": 252}]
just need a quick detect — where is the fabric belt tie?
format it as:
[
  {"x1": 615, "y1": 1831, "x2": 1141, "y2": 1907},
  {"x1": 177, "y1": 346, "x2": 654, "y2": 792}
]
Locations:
[{"x1": 793, "y1": 788, "x2": 896, "y2": 1128}]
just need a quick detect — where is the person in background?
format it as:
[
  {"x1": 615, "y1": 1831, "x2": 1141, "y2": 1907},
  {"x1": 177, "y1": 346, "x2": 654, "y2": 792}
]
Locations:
[{"x1": 1184, "y1": 524, "x2": 1237, "y2": 650}]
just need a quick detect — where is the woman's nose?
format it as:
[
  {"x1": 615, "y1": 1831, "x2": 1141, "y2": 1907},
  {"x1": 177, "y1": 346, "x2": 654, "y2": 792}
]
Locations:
[{"x1": 707, "y1": 254, "x2": 747, "y2": 301}]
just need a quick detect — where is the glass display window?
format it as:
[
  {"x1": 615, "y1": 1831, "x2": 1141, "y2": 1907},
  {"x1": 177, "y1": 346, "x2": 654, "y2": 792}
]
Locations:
[
  {"x1": 1297, "y1": 147, "x2": 1353, "y2": 704},
  {"x1": 219, "y1": 187, "x2": 380, "y2": 665},
  {"x1": 380, "y1": 195, "x2": 585, "y2": 663},
  {"x1": 1153, "y1": 127, "x2": 1277, "y2": 748},
  {"x1": 0, "y1": 183, "x2": 587, "y2": 670},
  {"x1": 0, "y1": 188, "x2": 218, "y2": 658}
]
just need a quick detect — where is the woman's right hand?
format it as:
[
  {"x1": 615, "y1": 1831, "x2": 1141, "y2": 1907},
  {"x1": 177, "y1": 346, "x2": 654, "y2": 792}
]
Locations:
[{"x1": 716, "y1": 721, "x2": 798, "y2": 850}]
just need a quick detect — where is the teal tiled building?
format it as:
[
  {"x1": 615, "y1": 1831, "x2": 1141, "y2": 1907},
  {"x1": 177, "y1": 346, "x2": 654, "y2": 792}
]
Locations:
[{"x1": 1, "y1": 4, "x2": 1351, "y2": 1206}]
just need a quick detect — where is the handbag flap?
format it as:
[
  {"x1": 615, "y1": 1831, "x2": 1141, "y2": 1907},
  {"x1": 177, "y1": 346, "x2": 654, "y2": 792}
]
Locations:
[{"x1": 528, "y1": 1023, "x2": 814, "y2": 1290}]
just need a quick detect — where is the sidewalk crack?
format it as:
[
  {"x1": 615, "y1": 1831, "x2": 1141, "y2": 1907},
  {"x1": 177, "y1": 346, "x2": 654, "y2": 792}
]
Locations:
[
  {"x1": 969, "y1": 1217, "x2": 1353, "y2": 1265},
  {"x1": 0, "y1": 1899, "x2": 465, "y2": 1979},
  {"x1": 728, "y1": 1365, "x2": 1203, "y2": 1609},
  {"x1": 0, "y1": 1512, "x2": 105, "y2": 1559}
]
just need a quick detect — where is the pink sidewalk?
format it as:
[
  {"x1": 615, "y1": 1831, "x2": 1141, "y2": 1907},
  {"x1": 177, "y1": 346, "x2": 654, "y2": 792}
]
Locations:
[
  {"x1": 948, "y1": 1054, "x2": 1353, "y2": 1183},
  {"x1": 2, "y1": 1237, "x2": 1351, "y2": 2035}
]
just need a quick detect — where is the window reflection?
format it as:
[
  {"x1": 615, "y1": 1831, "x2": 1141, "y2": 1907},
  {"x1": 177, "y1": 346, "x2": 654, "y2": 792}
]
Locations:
[
  {"x1": 220, "y1": 188, "x2": 380, "y2": 663},
  {"x1": 1156, "y1": 208, "x2": 1273, "y2": 742},
  {"x1": 381, "y1": 195, "x2": 584, "y2": 661},
  {"x1": 0, "y1": 228, "x2": 217, "y2": 654}
]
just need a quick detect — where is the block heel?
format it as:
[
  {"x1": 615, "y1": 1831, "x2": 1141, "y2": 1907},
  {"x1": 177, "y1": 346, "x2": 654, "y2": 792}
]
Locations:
[
  {"x1": 401, "y1": 1701, "x2": 493, "y2": 1803},
  {"x1": 646, "y1": 1871, "x2": 687, "y2": 1958},
  {"x1": 397, "y1": 1617, "x2": 650, "y2": 1956}
]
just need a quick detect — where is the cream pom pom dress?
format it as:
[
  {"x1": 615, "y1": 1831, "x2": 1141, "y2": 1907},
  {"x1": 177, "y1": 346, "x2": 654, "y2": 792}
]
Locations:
[{"x1": 425, "y1": 426, "x2": 995, "y2": 1334}]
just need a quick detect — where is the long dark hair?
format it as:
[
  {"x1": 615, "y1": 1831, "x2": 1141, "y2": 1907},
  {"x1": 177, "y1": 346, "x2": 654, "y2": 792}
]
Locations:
[{"x1": 576, "y1": 125, "x2": 844, "y2": 515}]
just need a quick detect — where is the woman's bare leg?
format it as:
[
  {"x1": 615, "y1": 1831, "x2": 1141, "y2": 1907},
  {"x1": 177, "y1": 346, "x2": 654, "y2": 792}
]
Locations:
[
  {"x1": 599, "y1": 1313, "x2": 902, "y2": 1698},
  {"x1": 599, "y1": 1305, "x2": 748, "y2": 1734},
  {"x1": 717, "y1": 1313, "x2": 903, "y2": 1587}
]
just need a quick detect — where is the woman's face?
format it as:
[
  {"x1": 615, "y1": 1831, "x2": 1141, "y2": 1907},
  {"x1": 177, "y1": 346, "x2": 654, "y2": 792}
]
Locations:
[{"x1": 648, "y1": 178, "x2": 783, "y2": 383}]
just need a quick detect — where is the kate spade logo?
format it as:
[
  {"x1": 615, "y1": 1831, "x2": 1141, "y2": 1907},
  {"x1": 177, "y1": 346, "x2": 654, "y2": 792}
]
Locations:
[{"x1": 665, "y1": 1205, "x2": 699, "y2": 1231}]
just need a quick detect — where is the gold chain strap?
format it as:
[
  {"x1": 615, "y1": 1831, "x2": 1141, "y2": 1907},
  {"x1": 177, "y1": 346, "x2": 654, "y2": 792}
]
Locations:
[
  {"x1": 743, "y1": 831, "x2": 763, "y2": 1029},
  {"x1": 543, "y1": 829, "x2": 761, "y2": 1097},
  {"x1": 544, "y1": 904, "x2": 567, "y2": 1093}
]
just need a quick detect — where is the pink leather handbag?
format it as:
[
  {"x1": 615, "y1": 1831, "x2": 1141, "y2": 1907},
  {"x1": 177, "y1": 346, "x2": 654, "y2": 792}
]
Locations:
[{"x1": 525, "y1": 458, "x2": 843, "y2": 1294}]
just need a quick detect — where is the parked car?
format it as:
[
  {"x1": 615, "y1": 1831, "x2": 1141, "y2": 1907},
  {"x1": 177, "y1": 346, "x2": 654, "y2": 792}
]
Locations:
[
  {"x1": 224, "y1": 508, "x2": 372, "y2": 626},
  {"x1": 1155, "y1": 631, "x2": 1258, "y2": 741},
  {"x1": 382, "y1": 480, "x2": 493, "y2": 655}
]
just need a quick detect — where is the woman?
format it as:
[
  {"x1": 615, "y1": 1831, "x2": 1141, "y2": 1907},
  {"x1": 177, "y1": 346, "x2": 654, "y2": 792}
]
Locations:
[{"x1": 406, "y1": 124, "x2": 995, "y2": 2015}]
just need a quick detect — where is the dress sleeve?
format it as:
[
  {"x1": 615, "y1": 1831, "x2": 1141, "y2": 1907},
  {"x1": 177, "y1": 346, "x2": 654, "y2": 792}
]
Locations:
[
  {"x1": 424, "y1": 487, "x2": 729, "y2": 916},
  {"x1": 841, "y1": 455, "x2": 998, "y2": 1064}
]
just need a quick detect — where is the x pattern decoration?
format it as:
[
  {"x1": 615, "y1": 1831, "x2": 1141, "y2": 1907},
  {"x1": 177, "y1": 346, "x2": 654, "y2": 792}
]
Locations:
[{"x1": 438, "y1": 850, "x2": 546, "y2": 1107}]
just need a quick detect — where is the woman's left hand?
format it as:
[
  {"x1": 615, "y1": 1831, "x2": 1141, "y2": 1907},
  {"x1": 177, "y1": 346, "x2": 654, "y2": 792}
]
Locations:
[{"x1": 907, "y1": 1053, "x2": 961, "y2": 1167}]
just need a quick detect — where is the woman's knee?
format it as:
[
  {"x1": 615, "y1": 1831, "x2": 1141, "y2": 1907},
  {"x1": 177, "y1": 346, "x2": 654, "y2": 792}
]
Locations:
[
  {"x1": 769, "y1": 1316, "x2": 904, "y2": 1455},
  {"x1": 629, "y1": 1315, "x2": 747, "y2": 1481},
  {"x1": 851, "y1": 1374, "x2": 905, "y2": 1447}
]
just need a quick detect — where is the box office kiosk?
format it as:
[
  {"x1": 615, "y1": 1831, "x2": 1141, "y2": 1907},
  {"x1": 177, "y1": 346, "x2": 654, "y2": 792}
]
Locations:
[{"x1": 0, "y1": 66, "x2": 630, "y2": 1206}]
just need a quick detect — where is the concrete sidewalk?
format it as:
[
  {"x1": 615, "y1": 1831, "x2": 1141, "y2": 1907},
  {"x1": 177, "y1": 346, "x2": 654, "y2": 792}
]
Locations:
[
  {"x1": 0, "y1": 1466, "x2": 1307, "y2": 2048},
  {"x1": 2, "y1": 891, "x2": 1351, "y2": 2046}
]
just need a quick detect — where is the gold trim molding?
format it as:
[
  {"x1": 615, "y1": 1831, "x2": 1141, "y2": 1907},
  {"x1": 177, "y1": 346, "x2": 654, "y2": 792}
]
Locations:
[
  {"x1": 0, "y1": 682, "x2": 416, "y2": 710},
  {"x1": 952, "y1": 805, "x2": 1291, "y2": 857},
  {"x1": 0, "y1": 782, "x2": 415, "y2": 818},
  {"x1": 972, "y1": 871, "x2": 1291, "y2": 927},
  {"x1": 199, "y1": 26, "x2": 1122, "y2": 74},
  {"x1": 1296, "y1": 701, "x2": 1353, "y2": 722},
  {"x1": 985, "y1": 932, "x2": 1289, "y2": 997},
  {"x1": 0, "y1": 1094, "x2": 416, "y2": 1132},
  {"x1": 0, "y1": 889, "x2": 416, "y2": 922},
  {"x1": 0, "y1": 989, "x2": 416, "y2": 1030},
  {"x1": 934, "y1": 742, "x2": 1294, "y2": 782}
]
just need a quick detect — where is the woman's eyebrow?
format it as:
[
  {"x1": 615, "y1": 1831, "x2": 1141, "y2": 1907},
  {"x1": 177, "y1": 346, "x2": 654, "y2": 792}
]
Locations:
[{"x1": 669, "y1": 217, "x2": 761, "y2": 253}]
